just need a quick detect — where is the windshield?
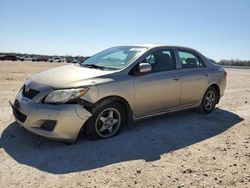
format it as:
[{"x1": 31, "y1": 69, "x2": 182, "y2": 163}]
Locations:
[{"x1": 80, "y1": 46, "x2": 147, "y2": 70}]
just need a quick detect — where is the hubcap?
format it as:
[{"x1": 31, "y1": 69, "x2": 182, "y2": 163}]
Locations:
[
  {"x1": 204, "y1": 90, "x2": 216, "y2": 111},
  {"x1": 95, "y1": 108, "x2": 121, "y2": 138}
]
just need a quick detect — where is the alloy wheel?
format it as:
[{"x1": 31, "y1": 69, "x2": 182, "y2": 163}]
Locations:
[
  {"x1": 95, "y1": 108, "x2": 121, "y2": 138},
  {"x1": 204, "y1": 90, "x2": 216, "y2": 111}
]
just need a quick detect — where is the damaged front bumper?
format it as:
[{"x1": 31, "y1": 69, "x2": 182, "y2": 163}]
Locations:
[{"x1": 10, "y1": 82, "x2": 92, "y2": 143}]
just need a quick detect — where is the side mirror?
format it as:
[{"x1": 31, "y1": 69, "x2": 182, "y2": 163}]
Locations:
[{"x1": 138, "y1": 63, "x2": 151, "y2": 74}]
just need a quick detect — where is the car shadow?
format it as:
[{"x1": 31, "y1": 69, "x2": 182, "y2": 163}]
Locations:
[{"x1": 0, "y1": 108, "x2": 243, "y2": 174}]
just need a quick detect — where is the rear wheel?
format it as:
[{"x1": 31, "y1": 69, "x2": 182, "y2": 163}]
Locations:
[
  {"x1": 85, "y1": 102, "x2": 126, "y2": 140},
  {"x1": 198, "y1": 86, "x2": 218, "y2": 114}
]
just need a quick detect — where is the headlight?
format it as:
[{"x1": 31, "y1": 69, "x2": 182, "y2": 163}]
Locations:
[{"x1": 44, "y1": 88, "x2": 88, "y2": 104}]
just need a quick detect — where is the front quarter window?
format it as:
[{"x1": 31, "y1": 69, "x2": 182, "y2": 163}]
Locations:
[{"x1": 80, "y1": 46, "x2": 147, "y2": 70}]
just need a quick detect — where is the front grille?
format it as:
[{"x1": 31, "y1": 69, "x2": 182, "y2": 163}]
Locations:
[
  {"x1": 22, "y1": 85, "x2": 40, "y2": 99},
  {"x1": 13, "y1": 108, "x2": 27, "y2": 123}
]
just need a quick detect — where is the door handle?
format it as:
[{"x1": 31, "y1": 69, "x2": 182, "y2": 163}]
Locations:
[{"x1": 173, "y1": 75, "x2": 180, "y2": 81}]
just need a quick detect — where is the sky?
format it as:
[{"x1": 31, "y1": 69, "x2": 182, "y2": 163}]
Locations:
[{"x1": 0, "y1": 0, "x2": 250, "y2": 60}]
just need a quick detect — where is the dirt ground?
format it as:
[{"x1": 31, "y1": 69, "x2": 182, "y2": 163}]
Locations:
[{"x1": 0, "y1": 61, "x2": 249, "y2": 188}]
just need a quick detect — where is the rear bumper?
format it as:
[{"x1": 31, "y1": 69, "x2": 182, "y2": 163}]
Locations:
[
  {"x1": 10, "y1": 91, "x2": 92, "y2": 143},
  {"x1": 219, "y1": 77, "x2": 226, "y2": 99}
]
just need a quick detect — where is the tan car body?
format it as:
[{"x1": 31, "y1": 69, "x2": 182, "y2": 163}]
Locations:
[{"x1": 11, "y1": 45, "x2": 226, "y2": 142}]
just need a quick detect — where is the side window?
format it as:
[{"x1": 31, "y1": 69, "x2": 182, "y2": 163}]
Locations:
[
  {"x1": 143, "y1": 50, "x2": 175, "y2": 72},
  {"x1": 145, "y1": 54, "x2": 155, "y2": 64},
  {"x1": 178, "y1": 51, "x2": 205, "y2": 69}
]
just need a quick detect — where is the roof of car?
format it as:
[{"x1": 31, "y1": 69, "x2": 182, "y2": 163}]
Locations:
[
  {"x1": 133, "y1": 44, "x2": 195, "y2": 51},
  {"x1": 134, "y1": 44, "x2": 164, "y2": 48}
]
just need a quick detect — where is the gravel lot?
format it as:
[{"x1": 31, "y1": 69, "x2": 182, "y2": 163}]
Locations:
[{"x1": 0, "y1": 61, "x2": 249, "y2": 187}]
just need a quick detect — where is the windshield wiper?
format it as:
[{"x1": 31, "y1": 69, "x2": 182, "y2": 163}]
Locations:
[
  {"x1": 81, "y1": 64, "x2": 119, "y2": 70},
  {"x1": 81, "y1": 64, "x2": 105, "y2": 70}
]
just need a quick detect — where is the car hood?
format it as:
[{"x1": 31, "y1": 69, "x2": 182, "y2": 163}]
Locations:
[{"x1": 31, "y1": 64, "x2": 114, "y2": 88}]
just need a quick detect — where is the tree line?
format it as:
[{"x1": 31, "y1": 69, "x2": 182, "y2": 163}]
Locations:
[{"x1": 218, "y1": 60, "x2": 250, "y2": 66}]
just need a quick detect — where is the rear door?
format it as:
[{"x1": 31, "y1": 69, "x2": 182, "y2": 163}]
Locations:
[{"x1": 176, "y1": 49, "x2": 209, "y2": 106}]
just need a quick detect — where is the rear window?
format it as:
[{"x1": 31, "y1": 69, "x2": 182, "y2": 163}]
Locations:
[{"x1": 209, "y1": 59, "x2": 218, "y2": 64}]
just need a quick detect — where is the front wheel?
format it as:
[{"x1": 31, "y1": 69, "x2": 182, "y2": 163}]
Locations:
[
  {"x1": 85, "y1": 102, "x2": 126, "y2": 140},
  {"x1": 198, "y1": 87, "x2": 218, "y2": 114}
]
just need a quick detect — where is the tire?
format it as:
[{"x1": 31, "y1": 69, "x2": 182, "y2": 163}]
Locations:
[
  {"x1": 197, "y1": 86, "x2": 218, "y2": 114},
  {"x1": 85, "y1": 102, "x2": 126, "y2": 140}
]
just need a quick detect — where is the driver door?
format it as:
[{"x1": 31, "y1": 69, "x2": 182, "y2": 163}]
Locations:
[{"x1": 133, "y1": 49, "x2": 181, "y2": 117}]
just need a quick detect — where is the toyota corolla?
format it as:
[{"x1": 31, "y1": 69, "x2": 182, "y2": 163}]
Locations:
[{"x1": 10, "y1": 44, "x2": 227, "y2": 143}]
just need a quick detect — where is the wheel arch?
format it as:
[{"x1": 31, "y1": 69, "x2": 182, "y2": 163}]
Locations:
[{"x1": 91, "y1": 95, "x2": 133, "y2": 125}]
